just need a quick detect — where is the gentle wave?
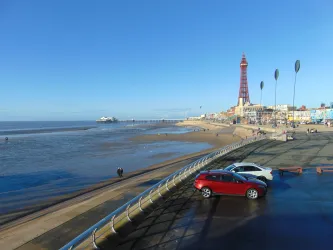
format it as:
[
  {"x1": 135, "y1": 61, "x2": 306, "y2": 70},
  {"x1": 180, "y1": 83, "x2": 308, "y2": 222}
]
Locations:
[{"x1": 0, "y1": 126, "x2": 96, "y2": 136}]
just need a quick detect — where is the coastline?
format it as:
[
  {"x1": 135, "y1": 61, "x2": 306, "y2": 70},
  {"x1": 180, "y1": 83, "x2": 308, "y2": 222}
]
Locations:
[
  {"x1": 0, "y1": 120, "x2": 249, "y2": 249},
  {"x1": 0, "y1": 121, "x2": 246, "y2": 227}
]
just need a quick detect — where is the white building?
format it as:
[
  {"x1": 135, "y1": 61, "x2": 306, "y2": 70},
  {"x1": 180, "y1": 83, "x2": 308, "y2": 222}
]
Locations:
[
  {"x1": 235, "y1": 101, "x2": 264, "y2": 117},
  {"x1": 267, "y1": 104, "x2": 296, "y2": 112}
]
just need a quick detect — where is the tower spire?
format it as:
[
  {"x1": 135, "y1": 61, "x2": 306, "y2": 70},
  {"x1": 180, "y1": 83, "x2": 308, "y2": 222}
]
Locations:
[{"x1": 238, "y1": 53, "x2": 250, "y2": 106}]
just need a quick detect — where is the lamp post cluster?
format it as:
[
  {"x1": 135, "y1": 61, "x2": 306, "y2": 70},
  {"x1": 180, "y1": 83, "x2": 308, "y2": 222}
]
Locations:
[{"x1": 259, "y1": 60, "x2": 300, "y2": 128}]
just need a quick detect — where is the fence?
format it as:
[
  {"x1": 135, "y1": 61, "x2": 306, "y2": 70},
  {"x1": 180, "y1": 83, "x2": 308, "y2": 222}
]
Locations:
[{"x1": 60, "y1": 135, "x2": 266, "y2": 250}]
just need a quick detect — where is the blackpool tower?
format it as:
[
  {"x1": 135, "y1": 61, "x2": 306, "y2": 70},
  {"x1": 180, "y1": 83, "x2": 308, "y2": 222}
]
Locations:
[{"x1": 238, "y1": 53, "x2": 250, "y2": 106}]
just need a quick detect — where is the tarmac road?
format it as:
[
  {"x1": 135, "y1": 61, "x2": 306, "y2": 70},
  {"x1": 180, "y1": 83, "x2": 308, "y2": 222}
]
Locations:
[{"x1": 113, "y1": 132, "x2": 333, "y2": 250}]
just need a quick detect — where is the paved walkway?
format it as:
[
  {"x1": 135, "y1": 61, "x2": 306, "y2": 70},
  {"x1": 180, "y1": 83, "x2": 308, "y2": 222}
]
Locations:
[{"x1": 111, "y1": 132, "x2": 333, "y2": 250}]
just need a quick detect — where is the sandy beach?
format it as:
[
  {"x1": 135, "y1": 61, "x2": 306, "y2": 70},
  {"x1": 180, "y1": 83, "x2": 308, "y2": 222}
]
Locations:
[{"x1": 131, "y1": 120, "x2": 254, "y2": 149}]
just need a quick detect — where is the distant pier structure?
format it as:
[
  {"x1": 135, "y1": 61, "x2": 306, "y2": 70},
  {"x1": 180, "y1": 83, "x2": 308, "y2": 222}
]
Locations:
[{"x1": 119, "y1": 119, "x2": 183, "y2": 124}]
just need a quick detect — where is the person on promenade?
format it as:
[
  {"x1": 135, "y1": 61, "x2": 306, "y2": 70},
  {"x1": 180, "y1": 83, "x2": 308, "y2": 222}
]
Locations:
[
  {"x1": 120, "y1": 168, "x2": 124, "y2": 177},
  {"x1": 117, "y1": 167, "x2": 121, "y2": 177}
]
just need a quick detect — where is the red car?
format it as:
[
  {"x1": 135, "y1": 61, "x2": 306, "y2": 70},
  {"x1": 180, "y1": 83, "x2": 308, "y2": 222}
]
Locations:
[{"x1": 194, "y1": 170, "x2": 267, "y2": 200}]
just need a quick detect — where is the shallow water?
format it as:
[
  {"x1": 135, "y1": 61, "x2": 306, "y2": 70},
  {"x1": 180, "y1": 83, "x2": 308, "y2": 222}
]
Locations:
[{"x1": 0, "y1": 121, "x2": 211, "y2": 217}]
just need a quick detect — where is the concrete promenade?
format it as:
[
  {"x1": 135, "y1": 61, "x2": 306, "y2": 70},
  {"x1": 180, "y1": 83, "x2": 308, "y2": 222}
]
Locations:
[{"x1": 111, "y1": 132, "x2": 333, "y2": 250}]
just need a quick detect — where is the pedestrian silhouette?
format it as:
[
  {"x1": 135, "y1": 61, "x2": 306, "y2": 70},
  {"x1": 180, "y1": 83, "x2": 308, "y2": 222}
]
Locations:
[
  {"x1": 120, "y1": 168, "x2": 124, "y2": 177},
  {"x1": 117, "y1": 167, "x2": 121, "y2": 177}
]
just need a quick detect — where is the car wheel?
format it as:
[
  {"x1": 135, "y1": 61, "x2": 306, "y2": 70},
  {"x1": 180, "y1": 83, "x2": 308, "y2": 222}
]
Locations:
[
  {"x1": 257, "y1": 176, "x2": 267, "y2": 183},
  {"x1": 201, "y1": 187, "x2": 212, "y2": 198},
  {"x1": 246, "y1": 188, "x2": 259, "y2": 200}
]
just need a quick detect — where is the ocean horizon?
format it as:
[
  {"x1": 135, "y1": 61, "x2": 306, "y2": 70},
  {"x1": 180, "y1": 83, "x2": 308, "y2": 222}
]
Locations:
[{"x1": 0, "y1": 121, "x2": 210, "y2": 224}]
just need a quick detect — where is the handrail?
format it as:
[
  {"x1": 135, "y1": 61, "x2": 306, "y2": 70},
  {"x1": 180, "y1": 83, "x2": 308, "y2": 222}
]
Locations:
[{"x1": 60, "y1": 135, "x2": 266, "y2": 250}]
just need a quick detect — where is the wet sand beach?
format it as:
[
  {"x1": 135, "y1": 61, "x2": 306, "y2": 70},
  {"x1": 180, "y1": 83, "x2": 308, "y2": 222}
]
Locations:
[{"x1": 131, "y1": 120, "x2": 254, "y2": 148}]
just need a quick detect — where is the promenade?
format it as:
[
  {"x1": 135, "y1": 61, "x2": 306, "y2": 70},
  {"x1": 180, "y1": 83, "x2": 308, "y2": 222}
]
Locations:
[
  {"x1": 2, "y1": 130, "x2": 333, "y2": 249},
  {"x1": 109, "y1": 131, "x2": 333, "y2": 250}
]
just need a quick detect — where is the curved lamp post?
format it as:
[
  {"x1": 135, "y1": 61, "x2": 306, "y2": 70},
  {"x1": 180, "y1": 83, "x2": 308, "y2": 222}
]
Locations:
[
  {"x1": 260, "y1": 81, "x2": 264, "y2": 106},
  {"x1": 293, "y1": 60, "x2": 300, "y2": 127},
  {"x1": 274, "y1": 69, "x2": 279, "y2": 126},
  {"x1": 260, "y1": 81, "x2": 264, "y2": 124}
]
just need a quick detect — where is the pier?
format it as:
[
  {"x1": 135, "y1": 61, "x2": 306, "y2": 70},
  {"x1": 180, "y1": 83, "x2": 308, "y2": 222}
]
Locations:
[{"x1": 118, "y1": 119, "x2": 184, "y2": 123}]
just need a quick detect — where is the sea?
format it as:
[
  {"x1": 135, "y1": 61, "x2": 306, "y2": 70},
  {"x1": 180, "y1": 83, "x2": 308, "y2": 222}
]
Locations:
[{"x1": 0, "y1": 121, "x2": 211, "y2": 224}]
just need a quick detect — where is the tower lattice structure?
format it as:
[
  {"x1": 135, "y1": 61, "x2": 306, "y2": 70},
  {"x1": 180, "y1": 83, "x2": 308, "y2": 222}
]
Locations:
[{"x1": 238, "y1": 53, "x2": 250, "y2": 105}]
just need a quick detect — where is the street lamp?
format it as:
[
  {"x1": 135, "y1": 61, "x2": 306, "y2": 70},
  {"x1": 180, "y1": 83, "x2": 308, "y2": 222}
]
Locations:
[
  {"x1": 274, "y1": 69, "x2": 279, "y2": 127},
  {"x1": 260, "y1": 81, "x2": 264, "y2": 124},
  {"x1": 293, "y1": 60, "x2": 300, "y2": 127},
  {"x1": 260, "y1": 81, "x2": 264, "y2": 106}
]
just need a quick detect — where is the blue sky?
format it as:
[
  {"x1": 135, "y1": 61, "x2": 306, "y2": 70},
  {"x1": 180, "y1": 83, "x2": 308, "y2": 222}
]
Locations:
[{"x1": 0, "y1": 0, "x2": 332, "y2": 121}]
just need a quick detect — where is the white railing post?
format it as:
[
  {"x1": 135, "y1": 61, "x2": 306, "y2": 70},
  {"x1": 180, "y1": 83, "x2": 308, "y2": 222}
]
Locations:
[
  {"x1": 110, "y1": 215, "x2": 117, "y2": 234},
  {"x1": 165, "y1": 179, "x2": 170, "y2": 191},
  {"x1": 138, "y1": 197, "x2": 144, "y2": 212},
  {"x1": 172, "y1": 175, "x2": 177, "y2": 186},
  {"x1": 178, "y1": 172, "x2": 183, "y2": 182},
  {"x1": 126, "y1": 204, "x2": 132, "y2": 222},
  {"x1": 92, "y1": 228, "x2": 99, "y2": 249},
  {"x1": 158, "y1": 184, "x2": 163, "y2": 197},
  {"x1": 149, "y1": 190, "x2": 154, "y2": 203}
]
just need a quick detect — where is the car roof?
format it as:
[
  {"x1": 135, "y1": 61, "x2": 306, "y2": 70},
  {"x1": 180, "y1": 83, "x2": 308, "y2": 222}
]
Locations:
[
  {"x1": 232, "y1": 162, "x2": 257, "y2": 167},
  {"x1": 201, "y1": 170, "x2": 231, "y2": 174}
]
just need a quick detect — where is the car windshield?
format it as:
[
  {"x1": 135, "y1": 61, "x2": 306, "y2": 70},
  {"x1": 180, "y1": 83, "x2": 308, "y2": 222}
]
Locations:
[
  {"x1": 224, "y1": 164, "x2": 235, "y2": 171},
  {"x1": 232, "y1": 172, "x2": 247, "y2": 181}
]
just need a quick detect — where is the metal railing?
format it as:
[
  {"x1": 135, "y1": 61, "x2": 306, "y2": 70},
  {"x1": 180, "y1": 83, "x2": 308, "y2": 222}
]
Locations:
[{"x1": 60, "y1": 135, "x2": 266, "y2": 250}]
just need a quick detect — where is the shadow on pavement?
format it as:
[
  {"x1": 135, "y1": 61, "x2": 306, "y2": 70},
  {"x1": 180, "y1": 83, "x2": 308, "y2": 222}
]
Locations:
[{"x1": 137, "y1": 179, "x2": 163, "y2": 187}]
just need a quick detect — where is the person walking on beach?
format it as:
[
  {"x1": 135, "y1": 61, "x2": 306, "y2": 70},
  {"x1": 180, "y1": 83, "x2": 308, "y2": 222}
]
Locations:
[{"x1": 117, "y1": 167, "x2": 121, "y2": 177}]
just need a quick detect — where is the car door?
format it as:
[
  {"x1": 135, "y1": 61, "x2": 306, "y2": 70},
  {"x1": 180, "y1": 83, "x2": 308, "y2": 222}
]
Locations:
[
  {"x1": 217, "y1": 174, "x2": 235, "y2": 194},
  {"x1": 220, "y1": 174, "x2": 246, "y2": 195},
  {"x1": 205, "y1": 174, "x2": 221, "y2": 193},
  {"x1": 247, "y1": 165, "x2": 263, "y2": 177}
]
